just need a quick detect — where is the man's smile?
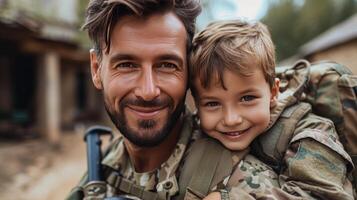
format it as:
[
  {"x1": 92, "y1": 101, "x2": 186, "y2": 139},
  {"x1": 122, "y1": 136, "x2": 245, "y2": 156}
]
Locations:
[{"x1": 126, "y1": 105, "x2": 167, "y2": 119}]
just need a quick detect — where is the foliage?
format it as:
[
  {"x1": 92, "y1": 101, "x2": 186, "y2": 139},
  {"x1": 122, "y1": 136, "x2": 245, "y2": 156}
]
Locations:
[
  {"x1": 76, "y1": 0, "x2": 91, "y2": 49},
  {"x1": 262, "y1": 0, "x2": 357, "y2": 61}
]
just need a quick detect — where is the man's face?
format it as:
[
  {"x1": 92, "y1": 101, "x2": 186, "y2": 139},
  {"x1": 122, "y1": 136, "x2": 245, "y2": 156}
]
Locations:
[{"x1": 90, "y1": 12, "x2": 188, "y2": 147}]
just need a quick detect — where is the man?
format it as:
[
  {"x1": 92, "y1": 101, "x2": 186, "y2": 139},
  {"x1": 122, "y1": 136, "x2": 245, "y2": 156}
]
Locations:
[{"x1": 67, "y1": 0, "x2": 205, "y2": 198}]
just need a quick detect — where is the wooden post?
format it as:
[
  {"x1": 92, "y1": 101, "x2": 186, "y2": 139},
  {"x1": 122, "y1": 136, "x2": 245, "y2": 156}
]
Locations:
[
  {"x1": 37, "y1": 52, "x2": 61, "y2": 144},
  {"x1": 61, "y1": 64, "x2": 76, "y2": 129}
]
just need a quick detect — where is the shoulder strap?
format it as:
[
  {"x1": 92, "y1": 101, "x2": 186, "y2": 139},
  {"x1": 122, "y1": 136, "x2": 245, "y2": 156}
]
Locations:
[
  {"x1": 105, "y1": 167, "x2": 164, "y2": 200},
  {"x1": 251, "y1": 102, "x2": 311, "y2": 172},
  {"x1": 312, "y1": 60, "x2": 353, "y2": 75},
  {"x1": 176, "y1": 138, "x2": 233, "y2": 199},
  {"x1": 102, "y1": 138, "x2": 168, "y2": 200},
  {"x1": 103, "y1": 138, "x2": 233, "y2": 200}
]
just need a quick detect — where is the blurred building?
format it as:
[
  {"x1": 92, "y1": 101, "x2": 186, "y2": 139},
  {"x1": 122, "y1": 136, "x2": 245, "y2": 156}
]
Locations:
[
  {"x1": 299, "y1": 13, "x2": 357, "y2": 74},
  {"x1": 0, "y1": 0, "x2": 105, "y2": 143}
]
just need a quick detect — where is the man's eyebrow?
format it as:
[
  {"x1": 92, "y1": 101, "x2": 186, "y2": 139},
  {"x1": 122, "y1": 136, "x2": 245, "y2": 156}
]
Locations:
[
  {"x1": 157, "y1": 54, "x2": 184, "y2": 66},
  {"x1": 109, "y1": 54, "x2": 139, "y2": 64}
]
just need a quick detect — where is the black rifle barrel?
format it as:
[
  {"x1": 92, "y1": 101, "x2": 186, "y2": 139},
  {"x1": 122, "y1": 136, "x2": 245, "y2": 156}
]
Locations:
[{"x1": 84, "y1": 125, "x2": 112, "y2": 182}]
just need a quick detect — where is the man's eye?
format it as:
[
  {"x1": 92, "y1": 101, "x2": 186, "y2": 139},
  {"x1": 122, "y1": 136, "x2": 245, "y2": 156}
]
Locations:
[
  {"x1": 116, "y1": 62, "x2": 136, "y2": 68},
  {"x1": 157, "y1": 62, "x2": 178, "y2": 70},
  {"x1": 241, "y1": 95, "x2": 256, "y2": 102}
]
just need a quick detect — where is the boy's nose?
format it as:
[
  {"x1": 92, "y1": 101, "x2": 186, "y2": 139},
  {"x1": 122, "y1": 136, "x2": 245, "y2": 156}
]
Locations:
[
  {"x1": 223, "y1": 109, "x2": 243, "y2": 127},
  {"x1": 134, "y1": 67, "x2": 160, "y2": 101}
]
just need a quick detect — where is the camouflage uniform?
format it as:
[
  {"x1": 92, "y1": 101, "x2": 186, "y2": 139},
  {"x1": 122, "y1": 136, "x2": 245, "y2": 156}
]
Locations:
[
  {"x1": 243, "y1": 90, "x2": 355, "y2": 199},
  {"x1": 67, "y1": 96, "x2": 355, "y2": 199},
  {"x1": 96, "y1": 112, "x2": 197, "y2": 198},
  {"x1": 66, "y1": 111, "x2": 287, "y2": 200}
]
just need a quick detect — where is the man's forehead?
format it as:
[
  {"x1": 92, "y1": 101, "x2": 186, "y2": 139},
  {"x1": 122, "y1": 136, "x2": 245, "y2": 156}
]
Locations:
[
  {"x1": 104, "y1": 12, "x2": 187, "y2": 55},
  {"x1": 113, "y1": 12, "x2": 186, "y2": 40}
]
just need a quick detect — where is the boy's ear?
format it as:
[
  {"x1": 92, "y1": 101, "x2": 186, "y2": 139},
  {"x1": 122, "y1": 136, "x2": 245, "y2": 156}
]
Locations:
[
  {"x1": 90, "y1": 49, "x2": 103, "y2": 90},
  {"x1": 270, "y1": 78, "x2": 280, "y2": 108}
]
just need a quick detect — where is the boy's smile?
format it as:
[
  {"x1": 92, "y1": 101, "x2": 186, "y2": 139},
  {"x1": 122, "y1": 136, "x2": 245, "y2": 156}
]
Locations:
[
  {"x1": 194, "y1": 68, "x2": 279, "y2": 151},
  {"x1": 220, "y1": 128, "x2": 250, "y2": 137}
]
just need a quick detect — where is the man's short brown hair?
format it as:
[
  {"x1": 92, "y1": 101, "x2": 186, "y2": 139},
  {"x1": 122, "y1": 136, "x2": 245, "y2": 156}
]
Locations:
[
  {"x1": 83, "y1": 0, "x2": 201, "y2": 60},
  {"x1": 190, "y1": 19, "x2": 276, "y2": 93}
]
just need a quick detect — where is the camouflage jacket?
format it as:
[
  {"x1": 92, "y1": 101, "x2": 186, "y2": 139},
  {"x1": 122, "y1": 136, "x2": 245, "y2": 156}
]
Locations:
[
  {"x1": 244, "y1": 90, "x2": 355, "y2": 199},
  {"x1": 66, "y1": 98, "x2": 355, "y2": 200},
  {"x1": 66, "y1": 110, "x2": 288, "y2": 200}
]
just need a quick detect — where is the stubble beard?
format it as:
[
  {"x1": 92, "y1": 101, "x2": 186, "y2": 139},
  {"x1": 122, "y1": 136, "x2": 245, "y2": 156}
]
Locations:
[{"x1": 104, "y1": 95, "x2": 185, "y2": 147}]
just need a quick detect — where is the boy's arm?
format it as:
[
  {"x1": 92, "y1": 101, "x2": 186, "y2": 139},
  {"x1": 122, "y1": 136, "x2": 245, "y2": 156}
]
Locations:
[
  {"x1": 278, "y1": 114, "x2": 354, "y2": 199},
  {"x1": 224, "y1": 154, "x2": 304, "y2": 200},
  {"x1": 222, "y1": 149, "x2": 353, "y2": 200},
  {"x1": 223, "y1": 115, "x2": 354, "y2": 199}
]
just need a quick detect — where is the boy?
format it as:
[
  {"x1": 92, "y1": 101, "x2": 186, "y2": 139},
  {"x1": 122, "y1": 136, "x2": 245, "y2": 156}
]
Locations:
[{"x1": 190, "y1": 19, "x2": 354, "y2": 199}]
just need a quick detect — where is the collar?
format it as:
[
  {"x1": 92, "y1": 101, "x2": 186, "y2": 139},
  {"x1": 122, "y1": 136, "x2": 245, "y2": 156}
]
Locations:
[
  {"x1": 266, "y1": 89, "x2": 299, "y2": 131},
  {"x1": 102, "y1": 110, "x2": 194, "y2": 194}
]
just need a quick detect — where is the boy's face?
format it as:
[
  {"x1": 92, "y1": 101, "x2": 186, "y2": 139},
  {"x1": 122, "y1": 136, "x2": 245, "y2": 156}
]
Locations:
[{"x1": 194, "y1": 68, "x2": 278, "y2": 151}]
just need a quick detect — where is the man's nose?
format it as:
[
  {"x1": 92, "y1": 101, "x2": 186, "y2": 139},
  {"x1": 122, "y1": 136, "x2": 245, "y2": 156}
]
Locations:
[
  {"x1": 222, "y1": 109, "x2": 243, "y2": 127},
  {"x1": 134, "y1": 67, "x2": 160, "y2": 101}
]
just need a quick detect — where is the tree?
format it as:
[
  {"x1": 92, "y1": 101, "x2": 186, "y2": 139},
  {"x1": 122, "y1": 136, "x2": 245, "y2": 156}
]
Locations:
[
  {"x1": 262, "y1": 0, "x2": 357, "y2": 61},
  {"x1": 262, "y1": 0, "x2": 300, "y2": 61},
  {"x1": 76, "y1": 0, "x2": 90, "y2": 49}
]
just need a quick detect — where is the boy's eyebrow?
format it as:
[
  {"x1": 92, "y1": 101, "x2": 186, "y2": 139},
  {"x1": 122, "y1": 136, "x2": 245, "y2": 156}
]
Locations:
[
  {"x1": 198, "y1": 95, "x2": 217, "y2": 100},
  {"x1": 198, "y1": 87, "x2": 260, "y2": 99},
  {"x1": 196, "y1": 92, "x2": 219, "y2": 100},
  {"x1": 237, "y1": 88, "x2": 259, "y2": 94}
]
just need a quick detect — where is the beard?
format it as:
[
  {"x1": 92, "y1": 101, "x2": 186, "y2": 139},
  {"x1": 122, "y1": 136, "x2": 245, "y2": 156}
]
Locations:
[{"x1": 104, "y1": 94, "x2": 185, "y2": 147}]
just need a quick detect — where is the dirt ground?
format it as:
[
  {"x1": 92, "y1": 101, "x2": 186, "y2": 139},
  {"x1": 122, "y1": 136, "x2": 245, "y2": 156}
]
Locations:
[{"x1": 0, "y1": 131, "x2": 87, "y2": 200}]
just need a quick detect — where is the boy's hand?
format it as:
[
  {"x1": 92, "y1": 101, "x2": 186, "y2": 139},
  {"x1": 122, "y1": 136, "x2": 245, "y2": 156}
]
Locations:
[{"x1": 203, "y1": 192, "x2": 221, "y2": 200}]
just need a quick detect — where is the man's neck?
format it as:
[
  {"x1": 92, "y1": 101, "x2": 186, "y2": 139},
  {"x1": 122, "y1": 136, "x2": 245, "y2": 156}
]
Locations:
[{"x1": 124, "y1": 116, "x2": 183, "y2": 173}]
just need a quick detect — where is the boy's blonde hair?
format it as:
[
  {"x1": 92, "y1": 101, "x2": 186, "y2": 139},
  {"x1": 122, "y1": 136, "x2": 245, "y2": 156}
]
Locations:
[{"x1": 190, "y1": 19, "x2": 276, "y2": 93}]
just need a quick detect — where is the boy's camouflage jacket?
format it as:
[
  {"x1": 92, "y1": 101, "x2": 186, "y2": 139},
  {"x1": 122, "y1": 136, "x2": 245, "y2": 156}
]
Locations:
[{"x1": 227, "y1": 90, "x2": 354, "y2": 199}]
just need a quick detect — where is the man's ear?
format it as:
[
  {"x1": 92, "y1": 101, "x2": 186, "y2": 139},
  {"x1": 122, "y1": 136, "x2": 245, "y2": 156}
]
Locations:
[
  {"x1": 90, "y1": 49, "x2": 103, "y2": 90},
  {"x1": 270, "y1": 78, "x2": 280, "y2": 108}
]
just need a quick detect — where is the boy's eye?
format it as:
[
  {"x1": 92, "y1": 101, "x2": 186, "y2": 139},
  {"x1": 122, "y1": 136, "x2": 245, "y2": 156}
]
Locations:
[
  {"x1": 203, "y1": 101, "x2": 220, "y2": 107},
  {"x1": 241, "y1": 95, "x2": 256, "y2": 102}
]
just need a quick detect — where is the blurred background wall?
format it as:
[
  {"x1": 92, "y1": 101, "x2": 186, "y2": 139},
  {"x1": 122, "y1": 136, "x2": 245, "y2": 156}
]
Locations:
[{"x1": 0, "y1": 0, "x2": 108, "y2": 144}]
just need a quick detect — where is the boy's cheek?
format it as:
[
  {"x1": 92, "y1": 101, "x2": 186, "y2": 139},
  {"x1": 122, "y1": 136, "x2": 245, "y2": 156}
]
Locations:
[{"x1": 199, "y1": 111, "x2": 219, "y2": 132}]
